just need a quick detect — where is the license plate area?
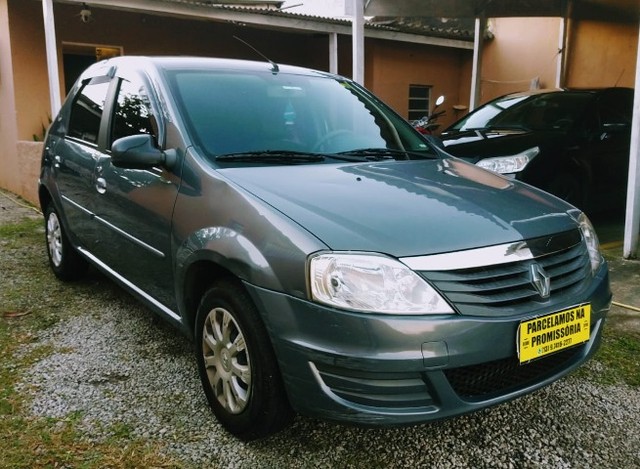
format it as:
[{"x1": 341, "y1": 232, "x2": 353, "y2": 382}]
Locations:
[{"x1": 518, "y1": 304, "x2": 591, "y2": 364}]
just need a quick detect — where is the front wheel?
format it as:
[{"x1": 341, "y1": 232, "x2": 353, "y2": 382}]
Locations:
[
  {"x1": 546, "y1": 173, "x2": 587, "y2": 210},
  {"x1": 44, "y1": 203, "x2": 88, "y2": 280},
  {"x1": 195, "y1": 280, "x2": 293, "y2": 441}
]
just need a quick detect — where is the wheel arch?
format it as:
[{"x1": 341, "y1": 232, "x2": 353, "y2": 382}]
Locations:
[
  {"x1": 175, "y1": 224, "x2": 293, "y2": 338},
  {"x1": 38, "y1": 184, "x2": 53, "y2": 214},
  {"x1": 180, "y1": 259, "x2": 237, "y2": 339},
  {"x1": 537, "y1": 151, "x2": 592, "y2": 210}
]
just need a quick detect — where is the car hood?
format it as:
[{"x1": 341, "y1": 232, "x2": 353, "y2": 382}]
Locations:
[
  {"x1": 220, "y1": 159, "x2": 578, "y2": 257},
  {"x1": 441, "y1": 129, "x2": 566, "y2": 161}
]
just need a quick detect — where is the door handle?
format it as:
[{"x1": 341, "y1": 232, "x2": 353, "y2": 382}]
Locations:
[{"x1": 95, "y1": 177, "x2": 107, "y2": 194}]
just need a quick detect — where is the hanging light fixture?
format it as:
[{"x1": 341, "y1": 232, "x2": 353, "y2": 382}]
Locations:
[{"x1": 79, "y1": 3, "x2": 92, "y2": 23}]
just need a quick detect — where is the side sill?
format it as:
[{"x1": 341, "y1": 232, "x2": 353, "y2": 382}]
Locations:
[{"x1": 78, "y1": 246, "x2": 182, "y2": 323}]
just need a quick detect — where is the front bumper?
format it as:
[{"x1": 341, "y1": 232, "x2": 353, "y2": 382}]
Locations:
[{"x1": 245, "y1": 265, "x2": 611, "y2": 426}]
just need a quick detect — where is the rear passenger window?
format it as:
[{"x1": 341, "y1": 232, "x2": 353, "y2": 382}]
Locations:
[{"x1": 68, "y1": 79, "x2": 111, "y2": 145}]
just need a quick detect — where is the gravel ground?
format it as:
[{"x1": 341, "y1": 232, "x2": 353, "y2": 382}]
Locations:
[{"x1": 3, "y1": 190, "x2": 640, "y2": 468}]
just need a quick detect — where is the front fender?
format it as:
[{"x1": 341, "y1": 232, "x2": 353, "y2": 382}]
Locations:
[{"x1": 175, "y1": 225, "x2": 279, "y2": 292}]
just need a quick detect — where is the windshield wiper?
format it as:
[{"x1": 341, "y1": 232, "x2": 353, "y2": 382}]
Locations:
[
  {"x1": 216, "y1": 150, "x2": 325, "y2": 163},
  {"x1": 337, "y1": 148, "x2": 439, "y2": 160}
]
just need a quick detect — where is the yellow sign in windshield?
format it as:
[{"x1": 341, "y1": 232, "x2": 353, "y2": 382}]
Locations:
[{"x1": 518, "y1": 304, "x2": 591, "y2": 363}]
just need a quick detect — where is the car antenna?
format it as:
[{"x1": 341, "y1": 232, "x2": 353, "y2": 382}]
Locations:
[{"x1": 233, "y1": 36, "x2": 279, "y2": 73}]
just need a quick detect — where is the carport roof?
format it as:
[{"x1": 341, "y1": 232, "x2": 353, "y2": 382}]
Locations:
[
  {"x1": 367, "y1": 17, "x2": 475, "y2": 41},
  {"x1": 52, "y1": 0, "x2": 475, "y2": 43},
  {"x1": 364, "y1": 0, "x2": 640, "y2": 22},
  {"x1": 162, "y1": 0, "x2": 284, "y2": 7}
]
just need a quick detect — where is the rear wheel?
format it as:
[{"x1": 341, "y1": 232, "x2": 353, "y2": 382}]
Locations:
[
  {"x1": 44, "y1": 203, "x2": 88, "y2": 280},
  {"x1": 195, "y1": 280, "x2": 293, "y2": 441}
]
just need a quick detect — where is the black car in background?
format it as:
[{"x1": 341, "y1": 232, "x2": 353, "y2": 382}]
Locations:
[{"x1": 440, "y1": 88, "x2": 634, "y2": 214}]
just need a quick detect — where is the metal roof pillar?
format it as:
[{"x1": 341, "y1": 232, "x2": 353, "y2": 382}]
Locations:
[
  {"x1": 469, "y1": 16, "x2": 486, "y2": 111},
  {"x1": 42, "y1": 0, "x2": 61, "y2": 116},
  {"x1": 555, "y1": 1, "x2": 572, "y2": 88},
  {"x1": 351, "y1": 0, "x2": 365, "y2": 84},
  {"x1": 555, "y1": 17, "x2": 567, "y2": 87},
  {"x1": 329, "y1": 32, "x2": 338, "y2": 74},
  {"x1": 623, "y1": 25, "x2": 640, "y2": 259}
]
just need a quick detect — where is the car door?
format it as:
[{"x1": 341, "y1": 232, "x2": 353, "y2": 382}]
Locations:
[
  {"x1": 52, "y1": 75, "x2": 114, "y2": 248},
  {"x1": 588, "y1": 89, "x2": 633, "y2": 205},
  {"x1": 91, "y1": 68, "x2": 180, "y2": 310}
]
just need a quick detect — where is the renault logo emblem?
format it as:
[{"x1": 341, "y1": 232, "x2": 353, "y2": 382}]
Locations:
[{"x1": 530, "y1": 264, "x2": 551, "y2": 299}]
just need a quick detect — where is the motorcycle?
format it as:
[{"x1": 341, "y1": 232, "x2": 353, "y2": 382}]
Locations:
[{"x1": 412, "y1": 95, "x2": 445, "y2": 135}]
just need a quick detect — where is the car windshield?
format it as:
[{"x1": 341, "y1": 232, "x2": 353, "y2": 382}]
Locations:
[
  {"x1": 165, "y1": 68, "x2": 437, "y2": 164},
  {"x1": 450, "y1": 92, "x2": 592, "y2": 132}
]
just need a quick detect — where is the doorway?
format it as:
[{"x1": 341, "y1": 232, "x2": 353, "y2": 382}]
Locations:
[{"x1": 62, "y1": 43, "x2": 122, "y2": 94}]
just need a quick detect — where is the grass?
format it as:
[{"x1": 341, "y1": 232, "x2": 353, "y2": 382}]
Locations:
[
  {"x1": 0, "y1": 214, "x2": 183, "y2": 468},
  {"x1": 591, "y1": 328, "x2": 640, "y2": 386}
]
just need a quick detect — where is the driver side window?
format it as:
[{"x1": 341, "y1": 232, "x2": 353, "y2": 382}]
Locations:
[{"x1": 111, "y1": 75, "x2": 157, "y2": 144}]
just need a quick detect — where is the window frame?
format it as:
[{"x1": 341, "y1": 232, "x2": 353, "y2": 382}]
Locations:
[
  {"x1": 408, "y1": 84, "x2": 432, "y2": 121},
  {"x1": 110, "y1": 75, "x2": 157, "y2": 146},
  {"x1": 66, "y1": 75, "x2": 115, "y2": 149},
  {"x1": 106, "y1": 67, "x2": 165, "y2": 152}
]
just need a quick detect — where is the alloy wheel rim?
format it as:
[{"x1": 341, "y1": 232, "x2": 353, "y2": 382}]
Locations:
[
  {"x1": 202, "y1": 307, "x2": 251, "y2": 414},
  {"x1": 46, "y1": 212, "x2": 63, "y2": 267}
]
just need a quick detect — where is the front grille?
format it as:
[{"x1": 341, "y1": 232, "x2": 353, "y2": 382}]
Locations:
[
  {"x1": 419, "y1": 230, "x2": 592, "y2": 316},
  {"x1": 314, "y1": 364, "x2": 434, "y2": 410},
  {"x1": 444, "y1": 345, "x2": 582, "y2": 400}
]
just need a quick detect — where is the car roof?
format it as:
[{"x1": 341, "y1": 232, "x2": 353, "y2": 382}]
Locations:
[
  {"x1": 78, "y1": 55, "x2": 339, "y2": 82},
  {"x1": 496, "y1": 87, "x2": 633, "y2": 100}
]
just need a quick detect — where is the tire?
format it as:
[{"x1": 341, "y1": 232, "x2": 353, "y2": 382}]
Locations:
[
  {"x1": 195, "y1": 280, "x2": 294, "y2": 441},
  {"x1": 44, "y1": 203, "x2": 88, "y2": 281}
]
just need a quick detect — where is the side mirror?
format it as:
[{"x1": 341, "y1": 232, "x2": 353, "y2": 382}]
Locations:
[{"x1": 111, "y1": 134, "x2": 176, "y2": 169}]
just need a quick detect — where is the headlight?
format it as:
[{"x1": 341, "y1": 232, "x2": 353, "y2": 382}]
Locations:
[
  {"x1": 476, "y1": 146, "x2": 540, "y2": 174},
  {"x1": 575, "y1": 212, "x2": 602, "y2": 274},
  {"x1": 308, "y1": 252, "x2": 454, "y2": 314}
]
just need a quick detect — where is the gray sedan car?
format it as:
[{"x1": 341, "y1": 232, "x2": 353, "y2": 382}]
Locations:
[{"x1": 39, "y1": 56, "x2": 611, "y2": 440}]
